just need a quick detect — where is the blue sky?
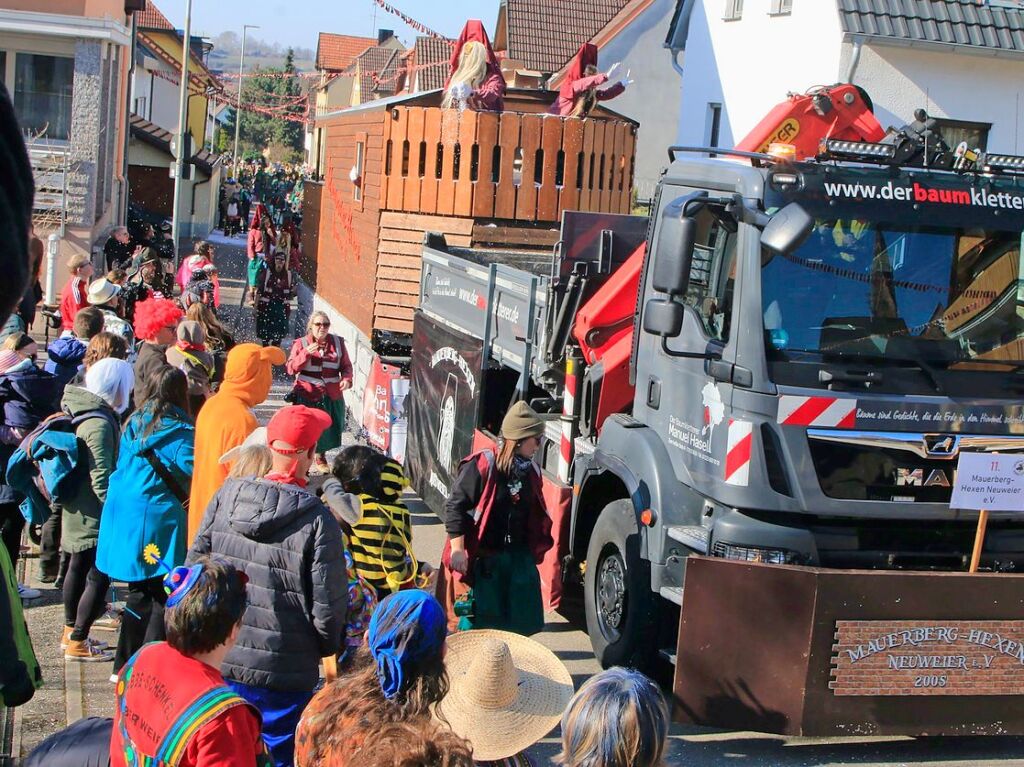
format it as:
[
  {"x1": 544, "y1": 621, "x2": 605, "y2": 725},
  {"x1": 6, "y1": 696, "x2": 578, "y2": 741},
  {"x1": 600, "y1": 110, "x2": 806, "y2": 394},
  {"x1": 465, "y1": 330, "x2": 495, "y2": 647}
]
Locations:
[{"x1": 160, "y1": 0, "x2": 500, "y2": 52}]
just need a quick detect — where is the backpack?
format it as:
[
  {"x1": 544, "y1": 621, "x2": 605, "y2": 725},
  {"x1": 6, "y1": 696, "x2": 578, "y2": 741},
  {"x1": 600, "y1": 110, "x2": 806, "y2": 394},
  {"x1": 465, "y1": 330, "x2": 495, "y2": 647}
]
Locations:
[{"x1": 6, "y1": 409, "x2": 119, "y2": 524}]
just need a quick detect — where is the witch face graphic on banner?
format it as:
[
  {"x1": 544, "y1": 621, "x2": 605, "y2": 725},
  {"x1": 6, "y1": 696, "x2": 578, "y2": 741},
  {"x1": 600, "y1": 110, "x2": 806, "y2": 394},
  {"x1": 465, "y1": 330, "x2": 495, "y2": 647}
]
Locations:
[
  {"x1": 407, "y1": 313, "x2": 483, "y2": 512},
  {"x1": 437, "y1": 375, "x2": 458, "y2": 472}
]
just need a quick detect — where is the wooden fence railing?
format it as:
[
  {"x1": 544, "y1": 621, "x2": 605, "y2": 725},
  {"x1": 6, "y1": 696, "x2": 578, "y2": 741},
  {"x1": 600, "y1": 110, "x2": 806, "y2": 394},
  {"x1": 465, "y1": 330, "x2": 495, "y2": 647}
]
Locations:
[{"x1": 380, "y1": 107, "x2": 636, "y2": 222}]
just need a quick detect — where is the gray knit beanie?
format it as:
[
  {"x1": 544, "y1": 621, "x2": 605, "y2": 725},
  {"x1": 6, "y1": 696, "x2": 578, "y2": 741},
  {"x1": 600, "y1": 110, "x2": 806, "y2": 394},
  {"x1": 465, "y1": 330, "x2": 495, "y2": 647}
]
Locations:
[{"x1": 501, "y1": 401, "x2": 545, "y2": 441}]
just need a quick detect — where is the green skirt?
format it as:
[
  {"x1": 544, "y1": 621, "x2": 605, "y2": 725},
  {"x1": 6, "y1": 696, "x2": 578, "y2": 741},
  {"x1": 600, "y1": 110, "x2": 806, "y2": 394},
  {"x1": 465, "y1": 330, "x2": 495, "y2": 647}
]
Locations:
[
  {"x1": 247, "y1": 256, "x2": 265, "y2": 287},
  {"x1": 309, "y1": 393, "x2": 345, "y2": 453},
  {"x1": 465, "y1": 547, "x2": 544, "y2": 637}
]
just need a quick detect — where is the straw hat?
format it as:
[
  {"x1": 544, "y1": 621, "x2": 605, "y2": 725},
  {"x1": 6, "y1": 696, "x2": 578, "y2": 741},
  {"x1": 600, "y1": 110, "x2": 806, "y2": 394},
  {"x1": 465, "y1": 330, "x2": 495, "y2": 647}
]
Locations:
[
  {"x1": 87, "y1": 278, "x2": 121, "y2": 306},
  {"x1": 436, "y1": 630, "x2": 573, "y2": 761}
]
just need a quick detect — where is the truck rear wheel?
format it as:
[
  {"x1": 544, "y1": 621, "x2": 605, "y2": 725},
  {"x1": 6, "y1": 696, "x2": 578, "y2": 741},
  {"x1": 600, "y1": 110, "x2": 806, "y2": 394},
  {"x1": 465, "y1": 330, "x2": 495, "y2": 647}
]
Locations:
[{"x1": 584, "y1": 499, "x2": 657, "y2": 671}]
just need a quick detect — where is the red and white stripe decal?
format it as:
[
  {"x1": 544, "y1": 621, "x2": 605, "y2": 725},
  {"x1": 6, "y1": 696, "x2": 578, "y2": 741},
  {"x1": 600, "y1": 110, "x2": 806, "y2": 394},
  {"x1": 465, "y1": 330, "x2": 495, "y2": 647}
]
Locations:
[
  {"x1": 777, "y1": 395, "x2": 857, "y2": 428},
  {"x1": 724, "y1": 419, "x2": 752, "y2": 487},
  {"x1": 558, "y1": 358, "x2": 577, "y2": 483}
]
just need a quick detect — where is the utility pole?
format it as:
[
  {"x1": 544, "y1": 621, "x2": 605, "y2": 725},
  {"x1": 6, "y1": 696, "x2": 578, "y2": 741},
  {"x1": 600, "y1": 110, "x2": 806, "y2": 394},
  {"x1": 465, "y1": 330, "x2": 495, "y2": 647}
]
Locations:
[
  {"x1": 233, "y1": 24, "x2": 259, "y2": 175},
  {"x1": 169, "y1": 0, "x2": 194, "y2": 271}
]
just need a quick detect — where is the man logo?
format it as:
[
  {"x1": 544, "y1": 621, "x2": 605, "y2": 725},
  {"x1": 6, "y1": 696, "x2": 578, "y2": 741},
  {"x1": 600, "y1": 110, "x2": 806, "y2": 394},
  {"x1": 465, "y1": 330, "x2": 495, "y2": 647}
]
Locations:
[
  {"x1": 896, "y1": 467, "x2": 952, "y2": 487},
  {"x1": 924, "y1": 434, "x2": 958, "y2": 456}
]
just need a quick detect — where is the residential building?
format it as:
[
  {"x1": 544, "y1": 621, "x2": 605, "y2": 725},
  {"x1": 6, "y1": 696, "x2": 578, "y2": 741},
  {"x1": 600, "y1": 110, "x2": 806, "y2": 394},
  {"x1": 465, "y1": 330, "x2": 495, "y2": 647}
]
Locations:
[
  {"x1": 308, "y1": 32, "x2": 376, "y2": 169},
  {"x1": 493, "y1": 0, "x2": 630, "y2": 77},
  {"x1": 128, "y1": 114, "x2": 221, "y2": 238},
  {"x1": 131, "y1": 2, "x2": 219, "y2": 145},
  {"x1": 547, "y1": 0, "x2": 684, "y2": 200},
  {"x1": 128, "y1": 1, "x2": 223, "y2": 239},
  {"x1": 403, "y1": 35, "x2": 452, "y2": 94},
  {"x1": 349, "y1": 33, "x2": 405, "y2": 106},
  {"x1": 669, "y1": 0, "x2": 1024, "y2": 155},
  {"x1": 309, "y1": 30, "x2": 403, "y2": 174},
  {"x1": 0, "y1": 0, "x2": 137, "y2": 290}
]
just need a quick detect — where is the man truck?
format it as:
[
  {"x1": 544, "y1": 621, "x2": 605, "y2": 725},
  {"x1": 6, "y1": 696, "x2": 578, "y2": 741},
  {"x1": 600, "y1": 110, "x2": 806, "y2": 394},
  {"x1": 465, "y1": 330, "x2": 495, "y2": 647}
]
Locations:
[{"x1": 406, "y1": 87, "x2": 1024, "y2": 734}]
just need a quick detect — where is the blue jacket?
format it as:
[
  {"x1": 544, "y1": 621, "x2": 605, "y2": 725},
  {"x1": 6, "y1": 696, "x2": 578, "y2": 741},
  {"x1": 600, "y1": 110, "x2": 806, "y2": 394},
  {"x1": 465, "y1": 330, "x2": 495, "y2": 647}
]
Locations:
[
  {"x1": 0, "y1": 363, "x2": 60, "y2": 504},
  {"x1": 96, "y1": 406, "x2": 195, "y2": 583},
  {"x1": 44, "y1": 335, "x2": 86, "y2": 390},
  {"x1": 0, "y1": 364, "x2": 61, "y2": 431},
  {"x1": 6, "y1": 427, "x2": 84, "y2": 525}
]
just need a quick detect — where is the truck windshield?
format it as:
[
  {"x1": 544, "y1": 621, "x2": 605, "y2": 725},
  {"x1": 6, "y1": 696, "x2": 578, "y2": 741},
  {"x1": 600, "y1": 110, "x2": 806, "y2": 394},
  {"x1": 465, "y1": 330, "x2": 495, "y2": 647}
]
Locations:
[{"x1": 761, "y1": 220, "x2": 1024, "y2": 369}]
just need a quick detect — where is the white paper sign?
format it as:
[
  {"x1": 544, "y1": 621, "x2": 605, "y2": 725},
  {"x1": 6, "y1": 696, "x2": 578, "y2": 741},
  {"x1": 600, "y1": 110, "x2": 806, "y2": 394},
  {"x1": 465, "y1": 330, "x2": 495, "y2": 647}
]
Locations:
[{"x1": 950, "y1": 453, "x2": 1024, "y2": 511}]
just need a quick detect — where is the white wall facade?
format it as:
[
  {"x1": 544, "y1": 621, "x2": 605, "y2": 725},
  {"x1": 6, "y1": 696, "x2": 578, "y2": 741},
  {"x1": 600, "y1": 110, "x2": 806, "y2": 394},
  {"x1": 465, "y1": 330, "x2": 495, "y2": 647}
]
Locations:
[
  {"x1": 842, "y1": 43, "x2": 1024, "y2": 153},
  {"x1": 131, "y1": 55, "x2": 178, "y2": 130},
  {"x1": 676, "y1": 0, "x2": 843, "y2": 148},
  {"x1": 594, "y1": 0, "x2": 684, "y2": 201},
  {"x1": 677, "y1": 1, "x2": 1024, "y2": 156}
]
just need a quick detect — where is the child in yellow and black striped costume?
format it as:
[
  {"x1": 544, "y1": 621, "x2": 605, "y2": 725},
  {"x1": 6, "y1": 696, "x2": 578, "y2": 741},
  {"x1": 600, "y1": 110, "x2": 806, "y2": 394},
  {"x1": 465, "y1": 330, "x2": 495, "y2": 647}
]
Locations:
[{"x1": 327, "y1": 446, "x2": 420, "y2": 598}]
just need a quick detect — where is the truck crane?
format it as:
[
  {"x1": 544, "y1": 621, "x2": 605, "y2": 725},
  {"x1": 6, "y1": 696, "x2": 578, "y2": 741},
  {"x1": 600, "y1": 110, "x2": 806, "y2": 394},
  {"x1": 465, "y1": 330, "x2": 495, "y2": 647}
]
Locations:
[{"x1": 408, "y1": 85, "x2": 1024, "y2": 735}]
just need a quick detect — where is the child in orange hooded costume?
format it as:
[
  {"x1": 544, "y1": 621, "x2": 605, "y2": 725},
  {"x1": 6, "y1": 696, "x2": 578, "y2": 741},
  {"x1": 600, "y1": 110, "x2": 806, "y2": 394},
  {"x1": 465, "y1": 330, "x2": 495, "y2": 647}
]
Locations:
[{"x1": 187, "y1": 343, "x2": 286, "y2": 542}]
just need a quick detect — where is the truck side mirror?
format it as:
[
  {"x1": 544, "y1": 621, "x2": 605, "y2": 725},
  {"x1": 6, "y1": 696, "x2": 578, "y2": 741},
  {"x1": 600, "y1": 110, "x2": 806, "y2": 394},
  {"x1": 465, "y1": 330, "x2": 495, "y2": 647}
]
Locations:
[
  {"x1": 652, "y1": 213, "x2": 696, "y2": 296},
  {"x1": 643, "y1": 298, "x2": 683, "y2": 338},
  {"x1": 760, "y1": 202, "x2": 814, "y2": 256}
]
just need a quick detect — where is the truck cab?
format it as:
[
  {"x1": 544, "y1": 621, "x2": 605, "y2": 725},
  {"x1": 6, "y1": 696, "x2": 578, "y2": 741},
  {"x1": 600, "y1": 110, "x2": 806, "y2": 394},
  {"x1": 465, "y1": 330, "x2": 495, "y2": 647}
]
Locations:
[{"x1": 574, "y1": 146, "x2": 1024, "y2": 667}]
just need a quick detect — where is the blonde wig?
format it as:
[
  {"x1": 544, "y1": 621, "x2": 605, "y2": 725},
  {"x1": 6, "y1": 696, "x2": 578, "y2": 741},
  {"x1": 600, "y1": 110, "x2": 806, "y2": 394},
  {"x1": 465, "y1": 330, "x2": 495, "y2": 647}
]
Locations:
[{"x1": 442, "y1": 41, "x2": 488, "y2": 109}]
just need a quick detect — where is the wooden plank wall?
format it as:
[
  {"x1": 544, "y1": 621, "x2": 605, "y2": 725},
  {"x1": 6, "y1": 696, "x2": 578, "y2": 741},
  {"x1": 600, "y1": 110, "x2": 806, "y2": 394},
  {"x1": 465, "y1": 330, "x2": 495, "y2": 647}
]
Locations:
[
  {"x1": 315, "y1": 111, "x2": 388, "y2": 337},
  {"x1": 313, "y1": 104, "x2": 637, "y2": 342},
  {"x1": 374, "y1": 211, "x2": 474, "y2": 334},
  {"x1": 380, "y1": 107, "x2": 637, "y2": 223}
]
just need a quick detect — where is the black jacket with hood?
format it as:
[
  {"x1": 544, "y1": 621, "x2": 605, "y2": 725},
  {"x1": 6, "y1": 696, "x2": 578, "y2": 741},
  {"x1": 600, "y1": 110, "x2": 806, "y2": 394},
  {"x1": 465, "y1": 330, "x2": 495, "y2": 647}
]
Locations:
[{"x1": 188, "y1": 476, "x2": 347, "y2": 691}]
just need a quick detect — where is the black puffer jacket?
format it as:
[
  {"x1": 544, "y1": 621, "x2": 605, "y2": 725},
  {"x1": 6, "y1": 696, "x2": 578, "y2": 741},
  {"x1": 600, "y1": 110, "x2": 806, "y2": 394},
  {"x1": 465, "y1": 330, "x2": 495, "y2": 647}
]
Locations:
[{"x1": 188, "y1": 477, "x2": 346, "y2": 691}]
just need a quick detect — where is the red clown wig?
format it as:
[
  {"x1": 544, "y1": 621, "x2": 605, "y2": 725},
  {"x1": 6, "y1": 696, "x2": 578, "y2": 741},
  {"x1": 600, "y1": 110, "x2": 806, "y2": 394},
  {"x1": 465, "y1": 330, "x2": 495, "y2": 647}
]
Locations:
[{"x1": 133, "y1": 297, "x2": 183, "y2": 342}]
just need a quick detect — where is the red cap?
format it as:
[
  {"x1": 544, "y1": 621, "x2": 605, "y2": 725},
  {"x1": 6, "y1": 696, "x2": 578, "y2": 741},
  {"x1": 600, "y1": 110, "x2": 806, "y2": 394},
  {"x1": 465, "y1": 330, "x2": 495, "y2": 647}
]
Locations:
[{"x1": 266, "y1": 405, "x2": 332, "y2": 454}]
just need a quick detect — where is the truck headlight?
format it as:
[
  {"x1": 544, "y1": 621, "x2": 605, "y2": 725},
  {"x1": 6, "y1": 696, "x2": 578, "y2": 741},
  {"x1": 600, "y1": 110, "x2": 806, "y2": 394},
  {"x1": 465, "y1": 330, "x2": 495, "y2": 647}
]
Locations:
[{"x1": 712, "y1": 542, "x2": 804, "y2": 565}]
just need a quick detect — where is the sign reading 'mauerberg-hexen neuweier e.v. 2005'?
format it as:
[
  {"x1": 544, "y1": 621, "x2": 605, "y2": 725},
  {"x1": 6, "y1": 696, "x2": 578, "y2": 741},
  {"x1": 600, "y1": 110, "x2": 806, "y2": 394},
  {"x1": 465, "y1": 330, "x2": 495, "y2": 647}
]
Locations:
[{"x1": 830, "y1": 621, "x2": 1024, "y2": 696}]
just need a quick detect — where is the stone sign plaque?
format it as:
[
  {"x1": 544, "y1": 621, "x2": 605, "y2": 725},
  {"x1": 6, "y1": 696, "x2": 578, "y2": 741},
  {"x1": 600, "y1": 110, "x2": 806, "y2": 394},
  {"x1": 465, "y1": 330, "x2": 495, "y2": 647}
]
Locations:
[{"x1": 830, "y1": 620, "x2": 1024, "y2": 696}]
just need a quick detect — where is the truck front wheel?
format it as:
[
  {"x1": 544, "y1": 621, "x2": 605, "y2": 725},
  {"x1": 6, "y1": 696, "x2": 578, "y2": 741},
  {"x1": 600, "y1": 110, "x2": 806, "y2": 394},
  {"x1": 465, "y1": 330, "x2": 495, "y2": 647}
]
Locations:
[{"x1": 584, "y1": 499, "x2": 657, "y2": 671}]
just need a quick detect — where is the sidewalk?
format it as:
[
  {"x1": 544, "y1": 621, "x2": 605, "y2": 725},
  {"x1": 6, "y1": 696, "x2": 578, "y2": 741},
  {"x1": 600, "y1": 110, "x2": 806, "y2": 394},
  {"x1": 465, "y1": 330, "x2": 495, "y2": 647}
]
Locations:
[{"x1": 5, "y1": 228, "x2": 311, "y2": 761}]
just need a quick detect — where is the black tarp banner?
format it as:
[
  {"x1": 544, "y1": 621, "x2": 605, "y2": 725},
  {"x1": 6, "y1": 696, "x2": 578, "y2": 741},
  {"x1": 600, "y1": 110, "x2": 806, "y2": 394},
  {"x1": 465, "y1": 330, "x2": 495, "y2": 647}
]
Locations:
[{"x1": 406, "y1": 311, "x2": 484, "y2": 513}]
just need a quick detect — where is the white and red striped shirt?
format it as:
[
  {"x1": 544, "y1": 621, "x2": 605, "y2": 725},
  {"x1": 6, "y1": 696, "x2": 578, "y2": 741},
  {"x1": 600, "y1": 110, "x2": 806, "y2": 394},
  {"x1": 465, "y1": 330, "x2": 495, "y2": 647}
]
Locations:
[{"x1": 59, "y1": 277, "x2": 87, "y2": 331}]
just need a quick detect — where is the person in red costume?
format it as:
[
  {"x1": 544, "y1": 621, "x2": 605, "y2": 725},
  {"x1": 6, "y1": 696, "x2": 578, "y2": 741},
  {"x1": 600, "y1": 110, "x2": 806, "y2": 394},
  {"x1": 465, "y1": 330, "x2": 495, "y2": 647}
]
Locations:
[
  {"x1": 548, "y1": 43, "x2": 633, "y2": 118},
  {"x1": 59, "y1": 253, "x2": 94, "y2": 331},
  {"x1": 246, "y1": 204, "x2": 276, "y2": 306},
  {"x1": 279, "y1": 214, "x2": 302, "y2": 272},
  {"x1": 285, "y1": 311, "x2": 353, "y2": 474},
  {"x1": 111, "y1": 556, "x2": 272, "y2": 767},
  {"x1": 442, "y1": 19, "x2": 506, "y2": 112}
]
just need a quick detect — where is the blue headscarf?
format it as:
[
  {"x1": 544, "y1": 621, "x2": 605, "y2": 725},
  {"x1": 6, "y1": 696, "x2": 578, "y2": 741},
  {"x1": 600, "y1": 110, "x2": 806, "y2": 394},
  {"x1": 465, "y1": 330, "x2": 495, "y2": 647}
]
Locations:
[{"x1": 367, "y1": 590, "x2": 447, "y2": 700}]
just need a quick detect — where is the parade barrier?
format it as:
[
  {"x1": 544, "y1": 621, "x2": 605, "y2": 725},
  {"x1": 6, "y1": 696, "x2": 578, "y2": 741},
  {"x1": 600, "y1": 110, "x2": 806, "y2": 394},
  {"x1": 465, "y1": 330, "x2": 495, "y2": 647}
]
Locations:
[{"x1": 673, "y1": 557, "x2": 1024, "y2": 736}]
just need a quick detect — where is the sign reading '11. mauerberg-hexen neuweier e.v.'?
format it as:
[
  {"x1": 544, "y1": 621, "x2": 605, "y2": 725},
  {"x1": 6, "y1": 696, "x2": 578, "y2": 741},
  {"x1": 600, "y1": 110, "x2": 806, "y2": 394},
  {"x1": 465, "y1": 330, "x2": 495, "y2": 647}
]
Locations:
[{"x1": 830, "y1": 454, "x2": 1024, "y2": 696}]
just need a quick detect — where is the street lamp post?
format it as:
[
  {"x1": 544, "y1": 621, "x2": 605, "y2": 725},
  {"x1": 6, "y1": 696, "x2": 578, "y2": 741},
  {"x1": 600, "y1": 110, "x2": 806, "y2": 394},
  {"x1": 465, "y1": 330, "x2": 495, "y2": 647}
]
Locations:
[
  {"x1": 233, "y1": 24, "x2": 259, "y2": 175},
  {"x1": 169, "y1": 0, "x2": 194, "y2": 271}
]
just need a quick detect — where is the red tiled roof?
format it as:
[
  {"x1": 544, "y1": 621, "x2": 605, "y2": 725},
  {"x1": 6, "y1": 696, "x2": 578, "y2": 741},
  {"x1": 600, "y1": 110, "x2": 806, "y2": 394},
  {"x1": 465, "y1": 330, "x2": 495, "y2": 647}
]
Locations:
[
  {"x1": 136, "y1": 1, "x2": 175, "y2": 31},
  {"x1": 316, "y1": 33, "x2": 378, "y2": 72},
  {"x1": 505, "y1": 0, "x2": 630, "y2": 73},
  {"x1": 412, "y1": 36, "x2": 453, "y2": 92}
]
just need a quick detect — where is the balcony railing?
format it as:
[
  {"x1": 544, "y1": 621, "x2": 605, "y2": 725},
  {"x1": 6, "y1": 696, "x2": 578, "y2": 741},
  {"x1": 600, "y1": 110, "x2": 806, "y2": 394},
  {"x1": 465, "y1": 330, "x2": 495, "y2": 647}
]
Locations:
[{"x1": 380, "y1": 106, "x2": 637, "y2": 222}]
